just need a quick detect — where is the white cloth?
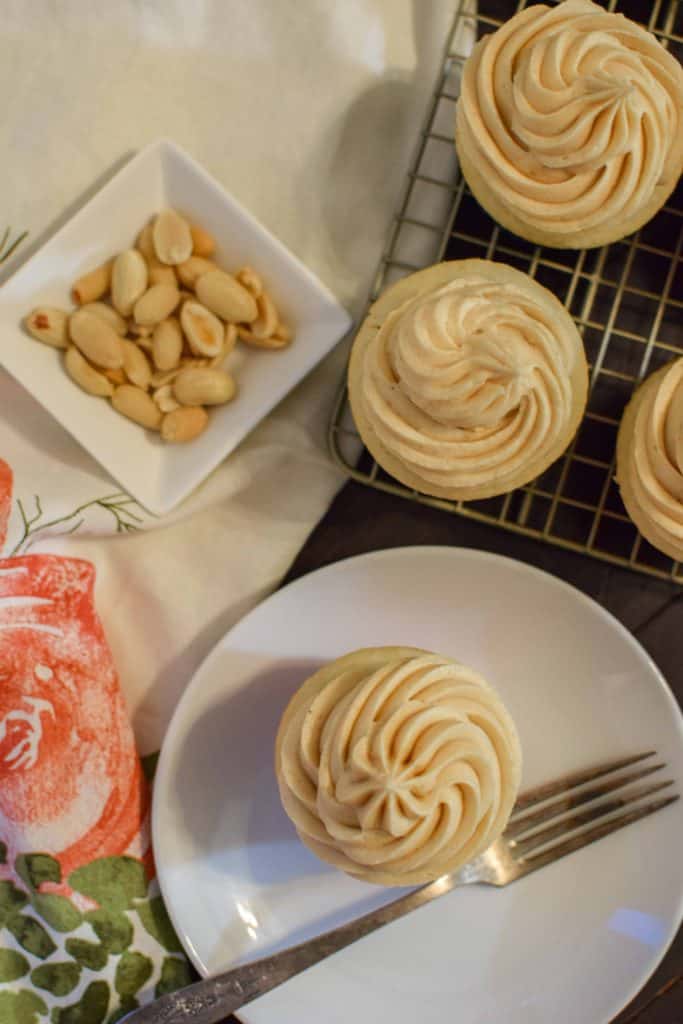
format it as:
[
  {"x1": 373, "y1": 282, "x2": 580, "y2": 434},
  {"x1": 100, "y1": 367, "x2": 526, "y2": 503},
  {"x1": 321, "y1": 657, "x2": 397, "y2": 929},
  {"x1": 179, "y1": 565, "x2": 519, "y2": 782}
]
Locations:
[{"x1": 0, "y1": 0, "x2": 456, "y2": 753}]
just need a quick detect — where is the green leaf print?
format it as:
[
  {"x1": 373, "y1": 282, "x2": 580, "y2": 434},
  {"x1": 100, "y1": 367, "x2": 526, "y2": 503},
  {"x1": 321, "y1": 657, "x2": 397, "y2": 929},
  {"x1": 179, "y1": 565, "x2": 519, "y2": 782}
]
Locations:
[
  {"x1": 155, "y1": 956, "x2": 194, "y2": 997},
  {"x1": 0, "y1": 841, "x2": 7, "y2": 864},
  {"x1": 64, "y1": 939, "x2": 108, "y2": 972},
  {"x1": 32, "y1": 893, "x2": 81, "y2": 933},
  {"x1": 31, "y1": 962, "x2": 81, "y2": 997},
  {"x1": 51, "y1": 980, "x2": 110, "y2": 1024},
  {"x1": 114, "y1": 951, "x2": 153, "y2": 999},
  {"x1": 0, "y1": 948, "x2": 30, "y2": 981},
  {"x1": 68, "y1": 857, "x2": 147, "y2": 913},
  {"x1": 135, "y1": 897, "x2": 183, "y2": 953},
  {"x1": 0, "y1": 880, "x2": 28, "y2": 924},
  {"x1": 106, "y1": 998, "x2": 137, "y2": 1024},
  {"x1": 16, "y1": 854, "x2": 61, "y2": 891},
  {"x1": 84, "y1": 909, "x2": 132, "y2": 955},
  {"x1": 0, "y1": 989, "x2": 47, "y2": 1024},
  {"x1": 6, "y1": 913, "x2": 57, "y2": 958}
]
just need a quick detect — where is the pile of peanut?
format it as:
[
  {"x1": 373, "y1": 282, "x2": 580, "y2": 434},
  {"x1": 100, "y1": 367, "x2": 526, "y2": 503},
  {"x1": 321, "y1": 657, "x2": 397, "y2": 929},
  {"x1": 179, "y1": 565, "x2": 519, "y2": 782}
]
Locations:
[{"x1": 23, "y1": 209, "x2": 293, "y2": 443}]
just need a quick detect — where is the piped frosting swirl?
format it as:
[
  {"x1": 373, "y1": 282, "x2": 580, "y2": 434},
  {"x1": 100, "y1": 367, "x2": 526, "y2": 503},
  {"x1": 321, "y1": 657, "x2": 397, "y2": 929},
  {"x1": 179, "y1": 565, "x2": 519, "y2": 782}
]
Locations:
[
  {"x1": 457, "y1": 0, "x2": 683, "y2": 244},
  {"x1": 277, "y1": 649, "x2": 522, "y2": 885},
  {"x1": 618, "y1": 358, "x2": 683, "y2": 561},
  {"x1": 357, "y1": 271, "x2": 582, "y2": 496}
]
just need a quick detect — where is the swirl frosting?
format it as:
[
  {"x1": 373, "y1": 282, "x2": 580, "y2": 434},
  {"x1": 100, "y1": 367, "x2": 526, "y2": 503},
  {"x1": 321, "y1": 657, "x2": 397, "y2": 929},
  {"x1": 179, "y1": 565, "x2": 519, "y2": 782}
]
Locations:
[
  {"x1": 456, "y1": 0, "x2": 683, "y2": 245},
  {"x1": 618, "y1": 358, "x2": 683, "y2": 560},
  {"x1": 356, "y1": 270, "x2": 583, "y2": 497},
  {"x1": 276, "y1": 649, "x2": 522, "y2": 885}
]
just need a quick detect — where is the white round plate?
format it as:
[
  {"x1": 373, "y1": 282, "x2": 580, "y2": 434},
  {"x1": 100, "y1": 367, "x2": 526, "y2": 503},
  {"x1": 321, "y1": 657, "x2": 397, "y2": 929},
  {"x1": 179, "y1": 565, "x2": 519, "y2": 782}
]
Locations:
[{"x1": 153, "y1": 547, "x2": 683, "y2": 1024}]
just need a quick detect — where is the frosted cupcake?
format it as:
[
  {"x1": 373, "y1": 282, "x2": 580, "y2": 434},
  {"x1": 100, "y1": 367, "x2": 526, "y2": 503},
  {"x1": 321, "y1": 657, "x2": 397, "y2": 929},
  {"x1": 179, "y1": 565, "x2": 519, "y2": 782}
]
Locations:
[
  {"x1": 617, "y1": 358, "x2": 683, "y2": 561},
  {"x1": 348, "y1": 259, "x2": 587, "y2": 500},
  {"x1": 275, "y1": 647, "x2": 522, "y2": 886},
  {"x1": 456, "y1": 0, "x2": 683, "y2": 248}
]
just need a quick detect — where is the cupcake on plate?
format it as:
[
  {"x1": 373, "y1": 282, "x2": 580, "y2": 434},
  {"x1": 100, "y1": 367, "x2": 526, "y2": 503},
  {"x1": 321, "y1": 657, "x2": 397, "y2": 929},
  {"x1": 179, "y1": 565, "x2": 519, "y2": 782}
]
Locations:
[
  {"x1": 616, "y1": 358, "x2": 683, "y2": 561},
  {"x1": 275, "y1": 646, "x2": 522, "y2": 886},
  {"x1": 348, "y1": 259, "x2": 587, "y2": 501},
  {"x1": 456, "y1": 0, "x2": 683, "y2": 249}
]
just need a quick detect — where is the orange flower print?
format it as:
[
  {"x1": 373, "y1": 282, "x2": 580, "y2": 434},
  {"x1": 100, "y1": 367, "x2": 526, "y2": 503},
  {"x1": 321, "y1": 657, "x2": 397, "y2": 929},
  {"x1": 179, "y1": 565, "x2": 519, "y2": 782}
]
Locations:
[
  {"x1": 0, "y1": 553, "x2": 149, "y2": 878},
  {"x1": 0, "y1": 459, "x2": 12, "y2": 550}
]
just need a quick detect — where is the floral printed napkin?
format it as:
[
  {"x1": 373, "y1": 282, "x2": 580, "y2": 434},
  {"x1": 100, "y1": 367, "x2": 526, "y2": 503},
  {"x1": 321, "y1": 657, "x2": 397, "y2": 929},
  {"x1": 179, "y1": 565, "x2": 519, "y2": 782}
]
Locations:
[{"x1": 0, "y1": 474, "x2": 191, "y2": 1023}]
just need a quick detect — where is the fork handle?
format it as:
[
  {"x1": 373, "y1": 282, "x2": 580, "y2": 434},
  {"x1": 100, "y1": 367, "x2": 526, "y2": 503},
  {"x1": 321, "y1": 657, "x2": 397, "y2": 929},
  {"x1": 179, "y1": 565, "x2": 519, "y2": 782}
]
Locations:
[{"x1": 125, "y1": 873, "x2": 461, "y2": 1024}]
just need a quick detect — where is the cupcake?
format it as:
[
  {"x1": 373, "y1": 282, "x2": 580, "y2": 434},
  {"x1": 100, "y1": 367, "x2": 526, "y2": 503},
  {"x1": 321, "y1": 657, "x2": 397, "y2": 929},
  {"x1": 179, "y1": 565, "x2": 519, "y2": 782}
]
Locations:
[
  {"x1": 616, "y1": 358, "x2": 683, "y2": 561},
  {"x1": 275, "y1": 647, "x2": 522, "y2": 886},
  {"x1": 348, "y1": 259, "x2": 587, "y2": 500},
  {"x1": 456, "y1": 0, "x2": 683, "y2": 249}
]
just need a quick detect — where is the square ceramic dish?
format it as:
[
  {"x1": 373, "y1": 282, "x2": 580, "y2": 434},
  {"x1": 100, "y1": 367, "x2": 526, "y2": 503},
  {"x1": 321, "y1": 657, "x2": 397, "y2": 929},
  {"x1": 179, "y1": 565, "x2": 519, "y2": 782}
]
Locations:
[{"x1": 0, "y1": 139, "x2": 352, "y2": 513}]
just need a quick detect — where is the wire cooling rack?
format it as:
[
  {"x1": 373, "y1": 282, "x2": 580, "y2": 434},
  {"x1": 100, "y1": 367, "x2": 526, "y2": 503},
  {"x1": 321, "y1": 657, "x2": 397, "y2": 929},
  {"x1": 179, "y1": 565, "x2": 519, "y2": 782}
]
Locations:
[{"x1": 328, "y1": 0, "x2": 683, "y2": 585}]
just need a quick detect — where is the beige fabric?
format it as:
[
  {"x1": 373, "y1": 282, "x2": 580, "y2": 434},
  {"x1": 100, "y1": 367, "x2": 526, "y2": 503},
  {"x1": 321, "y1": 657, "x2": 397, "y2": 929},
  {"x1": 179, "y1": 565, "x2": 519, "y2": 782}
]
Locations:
[{"x1": 0, "y1": 0, "x2": 460, "y2": 752}]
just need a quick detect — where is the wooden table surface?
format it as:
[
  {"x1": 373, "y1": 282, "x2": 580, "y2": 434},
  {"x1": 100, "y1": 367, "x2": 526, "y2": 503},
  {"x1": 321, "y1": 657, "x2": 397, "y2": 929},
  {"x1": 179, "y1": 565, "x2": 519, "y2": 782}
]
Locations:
[{"x1": 281, "y1": 479, "x2": 683, "y2": 1024}]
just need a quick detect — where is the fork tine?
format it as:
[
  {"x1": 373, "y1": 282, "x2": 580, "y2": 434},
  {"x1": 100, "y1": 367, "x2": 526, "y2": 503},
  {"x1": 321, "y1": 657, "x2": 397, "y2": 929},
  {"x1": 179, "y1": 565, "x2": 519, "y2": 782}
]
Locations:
[
  {"x1": 513, "y1": 794, "x2": 679, "y2": 878},
  {"x1": 511, "y1": 779, "x2": 675, "y2": 855},
  {"x1": 506, "y1": 762, "x2": 666, "y2": 838},
  {"x1": 509, "y1": 751, "x2": 656, "y2": 819}
]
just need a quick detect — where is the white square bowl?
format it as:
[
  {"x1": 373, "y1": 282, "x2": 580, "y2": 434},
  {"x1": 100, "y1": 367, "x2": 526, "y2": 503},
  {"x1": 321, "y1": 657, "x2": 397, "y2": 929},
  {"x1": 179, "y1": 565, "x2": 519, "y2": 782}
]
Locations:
[{"x1": 0, "y1": 139, "x2": 352, "y2": 514}]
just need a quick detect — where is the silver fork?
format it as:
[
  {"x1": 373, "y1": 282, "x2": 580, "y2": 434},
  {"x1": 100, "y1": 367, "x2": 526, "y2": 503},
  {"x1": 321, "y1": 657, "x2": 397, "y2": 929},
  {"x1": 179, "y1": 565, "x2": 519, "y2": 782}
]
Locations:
[{"x1": 124, "y1": 751, "x2": 678, "y2": 1024}]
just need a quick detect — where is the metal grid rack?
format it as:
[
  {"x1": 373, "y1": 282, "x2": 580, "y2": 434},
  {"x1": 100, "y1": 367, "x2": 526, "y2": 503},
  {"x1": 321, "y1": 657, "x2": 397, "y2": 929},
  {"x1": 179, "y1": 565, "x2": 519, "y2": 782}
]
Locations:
[{"x1": 329, "y1": 0, "x2": 683, "y2": 585}]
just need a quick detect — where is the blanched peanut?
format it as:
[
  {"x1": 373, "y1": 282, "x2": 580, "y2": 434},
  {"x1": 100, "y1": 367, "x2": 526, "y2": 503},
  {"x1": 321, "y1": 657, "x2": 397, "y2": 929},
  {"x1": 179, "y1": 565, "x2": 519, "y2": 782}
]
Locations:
[
  {"x1": 174, "y1": 366, "x2": 236, "y2": 406},
  {"x1": 176, "y1": 256, "x2": 216, "y2": 290},
  {"x1": 153, "y1": 209, "x2": 193, "y2": 265},
  {"x1": 153, "y1": 317, "x2": 183, "y2": 371},
  {"x1": 122, "y1": 339, "x2": 152, "y2": 390},
  {"x1": 133, "y1": 284, "x2": 180, "y2": 326},
  {"x1": 190, "y1": 224, "x2": 216, "y2": 257},
  {"x1": 161, "y1": 406, "x2": 209, "y2": 443},
  {"x1": 24, "y1": 307, "x2": 69, "y2": 349},
  {"x1": 65, "y1": 347, "x2": 114, "y2": 397},
  {"x1": 111, "y1": 385, "x2": 162, "y2": 429},
  {"x1": 72, "y1": 260, "x2": 113, "y2": 305}
]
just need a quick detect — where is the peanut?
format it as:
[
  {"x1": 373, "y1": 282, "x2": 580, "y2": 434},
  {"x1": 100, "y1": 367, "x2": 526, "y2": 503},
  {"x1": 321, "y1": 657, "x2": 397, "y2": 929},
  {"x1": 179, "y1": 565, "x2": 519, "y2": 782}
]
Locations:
[
  {"x1": 24, "y1": 307, "x2": 69, "y2": 349},
  {"x1": 64, "y1": 347, "x2": 114, "y2": 397},
  {"x1": 70, "y1": 310, "x2": 124, "y2": 369},
  {"x1": 104, "y1": 367, "x2": 127, "y2": 385},
  {"x1": 161, "y1": 406, "x2": 209, "y2": 443},
  {"x1": 153, "y1": 209, "x2": 193, "y2": 265},
  {"x1": 248, "y1": 290, "x2": 278, "y2": 339},
  {"x1": 111, "y1": 385, "x2": 162, "y2": 429},
  {"x1": 174, "y1": 366, "x2": 236, "y2": 406},
  {"x1": 274, "y1": 322, "x2": 292, "y2": 343},
  {"x1": 136, "y1": 222, "x2": 156, "y2": 262},
  {"x1": 122, "y1": 339, "x2": 152, "y2": 390},
  {"x1": 236, "y1": 266, "x2": 263, "y2": 298},
  {"x1": 176, "y1": 256, "x2": 216, "y2": 290},
  {"x1": 81, "y1": 302, "x2": 127, "y2": 336},
  {"x1": 111, "y1": 249, "x2": 148, "y2": 316},
  {"x1": 152, "y1": 384, "x2": 180, "y2": 413},
  {"x1": 196, "y1": 270, "x2": 257, "y2": 323},
  {"x1": 152, "y1": 317, "x2": 183, "y2": 371},
  {"x1": 224, "y1": 322, "x2": 237, "y2": 357},
  {"x1": 190, "y1": 224, "x2": 216, "y2": 258},
  {"x1": 133, "y1": 284, "x2": 180, "y2": 326},
  {"x1": 72, "y1": 260, "x2": 113, "y2": 305},
  {"x1": 148, "y1": 261, "x2": 177, "y2": 288},
  {"x1": 150, "y1": 366, "x2": 182, "y2": 388},
  {"x1": 237, "y1": 325, "x2": 289, "y2": 349},
  {"x1": 180, "y1": 300, "x2": 223, "y2": 357}
]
